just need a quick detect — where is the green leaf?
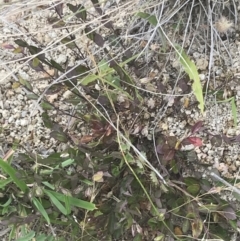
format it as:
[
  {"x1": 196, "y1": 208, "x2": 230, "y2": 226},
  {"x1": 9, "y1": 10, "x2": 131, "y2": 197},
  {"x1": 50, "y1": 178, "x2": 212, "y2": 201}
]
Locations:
[
  {"x1": 50, "y1": 59, "x2": 64, "y2": 72},
  {"x1": 28, "y1": 46, "x2": 45, "y2": 61},
  {"x1": 35, "y1": 234, "x2": 48, "y2": 241},
  {"x1": 61, "y1": 37, "x2": 76, "y2": 49},
  {"x1": 16, "y1": 231, "x2": 35, "y2": 241},
  {"x1": 61, "y1": 159, "x2": 75, "y2": 168},
  {"x1": 0, "y1": 178, "x2": 12, "y2": 189},
  {"x1": 42, "y1": 181, "x2": 55, "y2": 190},
  {"x1": 44, "y1": 190, "x2": 68, "y2": 215},
  {"x1": 13, "y1": 47, "x2": 24, "y2": 54},
  {"x1": 0, "y1": 197, "x2": 12, "y2": 207},
  {"x1": 26, "y1": 93, "x2": 38, "y2": 100},
  {"x1": 80, "y1": 74, "x2": 98, "y2": 85},
  {"x1": 133, "y1": 234, "x2": 143, "y2": 241},
  {"x1": 0, "y1": 158, "x2": 28, "y2": 192},
  {"x1": 175, "y1": 45, "x2": 204, "y2": 113},
  {"x1": 184, "y1": 177, "x2": 199, "y2": 186},
  {"x1": 209, "y1": 224, "x2": 229, "y2": 239},
  {"x1": 229, "y1": 220, "x2": 238, "y2": 230},
  {"x1": 136, "y1": 12, "x2": 157, "y2": 26},
  {"x1": 150, "y1": 171, "x2": 158, "y2": 185},
  {"x1": 14, "y1": 39, "x2": 28, "y2": 47},
  {"x1": 41, "y1": 102, "x2": 53, "y2": 110},
  {"x1": 199, "y1": 204, "x2": 220, "y2": 213},
  {"x1": 85, "y1": 27, "x2": 104, "y2": 47},
  {"x1": 29, "y1": 59, "x2": 43, "y2": 71},
  {"x1": 136, "y1": 12, "x2": 166, "y2": 51},
  {"x1": 66, "y1": 65, "x2": 90, "y2": 82},
  {"x1": 187, "y1": 184, "x2": 200, "y2": 196},
  {"x1": 32, "y1": 57, "x2": 40, "y2": 67},
  {"x1": 35, "y1": 234, "x2": 55, "y2": 241},
  {"x1": 170, "y1": 159, "x2": 178, "y2": 174},
  {"x1": 50, "y1": 131, "x2": 68, "y2": 143},
  {"x1": 32, "y1": 197, "x2": 50, "y2": 224},
  {"x1": 64, "y1": 195, "x2": 71, "y2": 215},
  {"x1": 182, "y1": 219, "x2": 190, "y2": 233},
  {"x1": 98, "y1": 59, "x2": 111, "y2": 73},
  {"x1": 231, "y1": 97, "x2": 237, "y2": 127},
  {"x1": 67, "y1": 3, "x2": 87, "y2": 20},
  {"x1": 19, "y1": 76, "x2": 33, "y2": 91},
  {"x1": 45, "y1": 190, "x2": 96, "y2": 210},
  {"x1": 52, "y1": 19, "x2": 66, "y2": 28},
  {"x1": 109, "y1": 59, "x2": 143, "y2": 101},
  {"x1": 42, "y1": 112, "x2": 53, "y2": 129},
  {"x1": 38, "y1": 153, "x2": 62, "y2": 165}
]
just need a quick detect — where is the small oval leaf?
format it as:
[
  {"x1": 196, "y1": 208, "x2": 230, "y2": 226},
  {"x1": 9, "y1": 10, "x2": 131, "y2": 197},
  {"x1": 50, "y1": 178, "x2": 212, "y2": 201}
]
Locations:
[
  {"x1": 191, "y1": 121, "x2": 203, "y2": 134},
  {"x1": 191, "y1": 218, "x2": 203, "y2": 238},
  {"x1": 19, "y1": 76, "x2": 33, "y2": 91},
  {"x1": 50, "y1": 131, "x2": 68, "y2": 143},
  {"x1": 14, "y1": 39, "x2": 28, "y2": 47},
  {"x1": 92, "y1": 171, "x2": 104, "y2": 182},
  {"x1": 187, "y1": 184, "x2": 200, "y2": 196}
]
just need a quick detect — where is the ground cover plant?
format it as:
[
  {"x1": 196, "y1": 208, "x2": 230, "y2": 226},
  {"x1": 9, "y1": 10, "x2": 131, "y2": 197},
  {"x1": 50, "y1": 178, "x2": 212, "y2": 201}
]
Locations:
[{"x1": 1, "y1": 0, "x2": 240, "y2": 240}]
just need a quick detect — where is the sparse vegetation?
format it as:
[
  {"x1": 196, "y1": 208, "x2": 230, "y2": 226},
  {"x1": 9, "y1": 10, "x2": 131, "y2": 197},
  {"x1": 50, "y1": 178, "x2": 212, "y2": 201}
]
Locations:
[{"x1": 1, "y1": 0, "x2": 240, "y2": 240}]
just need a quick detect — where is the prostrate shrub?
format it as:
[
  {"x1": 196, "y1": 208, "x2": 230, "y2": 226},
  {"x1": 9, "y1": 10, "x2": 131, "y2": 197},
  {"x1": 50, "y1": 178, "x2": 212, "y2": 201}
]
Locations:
[{"x1": 1, "y1": 0, "x2": 240, "y2": 240}]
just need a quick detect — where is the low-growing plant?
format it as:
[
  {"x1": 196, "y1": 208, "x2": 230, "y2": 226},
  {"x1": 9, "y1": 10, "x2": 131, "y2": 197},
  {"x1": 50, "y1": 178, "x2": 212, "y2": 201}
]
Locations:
[{"x1": 1, "y1": 0, "x2": 240, "y2": 240}]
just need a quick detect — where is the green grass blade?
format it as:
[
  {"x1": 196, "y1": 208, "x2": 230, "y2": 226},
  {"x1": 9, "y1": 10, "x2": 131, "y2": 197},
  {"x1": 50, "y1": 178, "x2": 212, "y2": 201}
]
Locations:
[
  {"x1": 136, "y1": 12, "x2": 166, "y2": 51},
  {"x1": 44, "y1": 190, "x2": 68, "y2": 215},
  {"x1": 231, "y1": 97, "x2": 237, "y2": 127},
  {"x1": 35, "y1": 234, "x2": 55, "y2": 241},
  {"x1": 35, "y1": 234, "x2": 47, "y2": 241},
  {"x1": 136, "y1": 12, "x2": 157, "y2": 26},
  {"x1": 80, "y1": 74, "x2": 98, "y2": 85},
  {"x1": 15, "y1": 231, "x2": 35, "y2": 241},
  {"x1": 0, "y1": 197, "x2": 12, "y2": 207},
  {"x1": 42, "y1": 181, "x2": 55, "y2": 190},
  {"x1": 175, "y1": 45, "x2": 204, "y2": 113},
  {"x1": 61, "y1": 159, "x2": 75, "y2": 168},
  {"x1": 0, "y1": 158, "x2": 28, "y2": 192},
  {"x1": 0, "y1": 178, "x2": 13, "y2": 189},
  {"x1": 64, "y1": 195, "x2": 71, "y2": 215},
  {"x1": 32, "y1": 197, "x2": 50, "y2": 224},
  {"x1": 46, "y1": 190, "x2": 96, "y2": 210}
]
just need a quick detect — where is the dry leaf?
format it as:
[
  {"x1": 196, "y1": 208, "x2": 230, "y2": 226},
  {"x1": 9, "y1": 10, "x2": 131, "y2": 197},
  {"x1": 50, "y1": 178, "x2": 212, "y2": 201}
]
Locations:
[
  {"x1": 3, "y1": 149, "x2": 15, "y2": 162},
  {"x1": 92, "y1": 171, "x2": 104, "y2": 182},
  {"x1": 141, "y1": 126, "x2": 148, "y2": 137},
  {"x1": 117, "y1": 94, "x2": 125, "y2": 103},
  {"x1": 159, "y1": 122, "x2": 168, "y2": 130},
  {"x1": 139, "y1": 77, "x2": 153, "y2": 84},
  {"x1": 80, "y1": 135, "x2": 94, "y2": 144},
  {"x1": 174, "y1": 226, "x2": 183, "y2": 236},
  {"x1": 140, "y1": 40, "x2": 147, "y2": 48},
  {"x1": 12, "y1": 82, "x2": 21, "y2": 89},
  {"x1": 191, "y1": 218, "x2": 203, "y2": 238},
  {"x1": 150, "y1": 44, "x2": 160, "y2": 51},
  {"x1": 69, "y1": 134, "x2": 81, "y2": 145},
  {"x1": 132, "y1": 125, "x2": 141, "y2": 135},
  {"x1": 183, "y1": 97, "x2": 189, "y2": 108},
  {"x1": 1, "y1": 43, "x2": 15, "y2": 49},
  {"x1": 105, "y1": 125, "x2": 112, "y2": 137},
  {"x1": 46, "y1": 93, "x2": 58, "y2": 103},
  {"x1": 149, "y1": 70, "x2": 157, "y2": 78}
]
